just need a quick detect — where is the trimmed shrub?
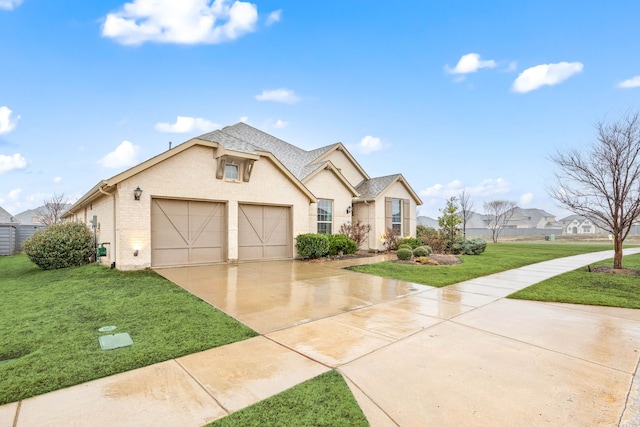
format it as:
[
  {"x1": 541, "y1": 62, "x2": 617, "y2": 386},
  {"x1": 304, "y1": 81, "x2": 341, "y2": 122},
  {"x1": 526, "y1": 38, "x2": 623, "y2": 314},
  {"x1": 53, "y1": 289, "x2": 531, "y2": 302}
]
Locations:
[
  {"x1": 398, "y1": 237, "x2": 422, "y2": 250},
  {"x1": 327, "y1": 234, "x2": 358, "y2": 256},
  {"x1": 295, "y1": 234, "x2": 330, "y2": 259},
  {"x1": 397, "y1": 244, "x2": 412, "y2": 251},
  {"x1": 396, "y1": 247, "x2": 413, "y2": 260},
  {"x1": 22, "y1": 222, "x2": 94, "y2": 270},
  {"x1": 463, "y1": 238, "x2": 487, "y2": 255},
  {"x1": 413, "y1": 245, "x2": 432, "y2": 257}
]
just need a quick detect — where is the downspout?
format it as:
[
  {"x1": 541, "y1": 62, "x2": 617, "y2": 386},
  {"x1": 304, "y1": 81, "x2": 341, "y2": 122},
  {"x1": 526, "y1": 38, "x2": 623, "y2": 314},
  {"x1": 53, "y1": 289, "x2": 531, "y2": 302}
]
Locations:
[
  {"x1": 363, "y1": 200, "x2": 372, "y2": 251},
  {"x1": 98, "y1": 186, "x2": 116, "y2": 267}
]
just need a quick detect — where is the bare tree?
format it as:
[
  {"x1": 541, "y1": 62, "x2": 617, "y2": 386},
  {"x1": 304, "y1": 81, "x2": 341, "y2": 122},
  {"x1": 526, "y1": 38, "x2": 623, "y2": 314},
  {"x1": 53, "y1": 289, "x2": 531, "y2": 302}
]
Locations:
[
  {"x1": 549, "y1": 112, "x2": 640, "y2": 269},
  {"x1": 40, "y1": 193, "x2": 69, "y2": 225},
  {"x1": 483, "y1": 200, "x2": 516, "y2": 243},
  {"x1": 458, "y1": 189, "x2": 474, "y2": 239}
]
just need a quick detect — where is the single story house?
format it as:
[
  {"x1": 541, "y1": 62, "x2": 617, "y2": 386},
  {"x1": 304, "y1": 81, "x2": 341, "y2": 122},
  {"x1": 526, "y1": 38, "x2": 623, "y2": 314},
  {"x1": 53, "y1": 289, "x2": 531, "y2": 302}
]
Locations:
[
  {"x1": 63, "y1": 123, "x2": 422, "y2": 270},
  {"x1": 557, "y1": 215, "x2": 607, "y2": 235}
]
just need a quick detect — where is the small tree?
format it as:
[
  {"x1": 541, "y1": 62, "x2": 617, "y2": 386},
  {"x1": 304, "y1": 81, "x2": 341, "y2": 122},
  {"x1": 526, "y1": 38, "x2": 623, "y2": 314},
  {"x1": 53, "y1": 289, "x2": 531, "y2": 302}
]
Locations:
[
  {"x1": 549, "y1": 112, "x2": 640, "y2": 269},
  {"x1": 39, "y1": 193, "x2": 69, "y2": 225},
  {"x1": 484, "y1": 200, "x2": 516, "y2": 243},
  {"x1": 438, "y1": 197, "x2": 462, "y2": 251},
  {"x1": 458, "y1": 189, "x2": 474, "y2": 239},
  {"x1": 339, "y1": 220, "x2": 372, "y2": 248}
]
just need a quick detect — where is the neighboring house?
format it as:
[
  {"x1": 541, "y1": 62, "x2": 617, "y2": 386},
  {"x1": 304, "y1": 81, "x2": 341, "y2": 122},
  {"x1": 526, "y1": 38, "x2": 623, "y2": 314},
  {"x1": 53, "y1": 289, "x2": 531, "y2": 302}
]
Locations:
[
  {"x1": 0, "y1": 206, "x2": 18, "y2": 255},
  {"x1": 557, "y1": 215, "x2": 607, "y2": 235},
  {"x1": 417, "y1": 215, "x2": 439, "y2": 229},
  {"x1": 13, "y1": 206, "x2": 48, "y2": 250},
  {"x1": 13, "y1": 207, "x2": 46, "y2": 225},
  {"x1": 63, "y1": 123, "x2": 422, "y2": 270}
]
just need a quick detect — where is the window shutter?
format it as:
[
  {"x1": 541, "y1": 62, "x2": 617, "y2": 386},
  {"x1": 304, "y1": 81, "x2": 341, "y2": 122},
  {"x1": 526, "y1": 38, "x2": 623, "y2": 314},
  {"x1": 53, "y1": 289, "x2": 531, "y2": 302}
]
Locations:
[
  {"x1": 403, "y1": 199, "x2": 411, "y2": 236},
  {"x1": 385, "y1": 197, "x2": 392, "y2": 230}
]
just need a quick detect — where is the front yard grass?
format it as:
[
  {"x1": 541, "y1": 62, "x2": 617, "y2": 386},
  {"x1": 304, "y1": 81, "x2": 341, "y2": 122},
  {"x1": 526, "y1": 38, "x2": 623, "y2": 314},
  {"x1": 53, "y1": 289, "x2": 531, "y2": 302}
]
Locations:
[
  {"x1": 348, "y1": 242, "x2": 620, "y2": 287},
  {"x1": 509, "y1": 253, "x2": 640, "y2": 308},
  {"x1": 209, "y1": 370, "x2": 368, "y2": 427},
  {"x1": 0, "y1": 254, "x2": 258, "y2": 405}
]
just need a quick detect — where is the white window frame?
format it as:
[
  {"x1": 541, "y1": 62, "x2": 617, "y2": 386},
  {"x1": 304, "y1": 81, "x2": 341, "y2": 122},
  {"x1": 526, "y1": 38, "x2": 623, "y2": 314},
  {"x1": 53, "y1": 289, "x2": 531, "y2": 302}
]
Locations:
[{"x1": 317, "y1": 199, "x2": 333, "y2": 234}]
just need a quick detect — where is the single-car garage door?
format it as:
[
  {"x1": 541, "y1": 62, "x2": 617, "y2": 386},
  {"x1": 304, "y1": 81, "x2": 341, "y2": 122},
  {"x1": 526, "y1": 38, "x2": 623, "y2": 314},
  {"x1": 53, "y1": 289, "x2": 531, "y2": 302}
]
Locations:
[
  {"x1": 151, "y1": 199, "x2": 225, "y2": 267},
  {"x1": 238, "y1": 204, "x2": 291, "y2": 261}
]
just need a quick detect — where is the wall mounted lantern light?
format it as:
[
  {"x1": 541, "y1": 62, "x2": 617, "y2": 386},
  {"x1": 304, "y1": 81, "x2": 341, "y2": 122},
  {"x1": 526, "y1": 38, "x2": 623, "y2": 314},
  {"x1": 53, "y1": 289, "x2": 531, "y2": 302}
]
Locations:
[
  {"x1": 346, "y1": 205, "x2": 353, "y2": 214},
  {"x1": 133, "y1": 186, "x2": 143, "y2": 201},
  {"x1": 133, "y1": 249, "x2": 139, "y2": 257}
]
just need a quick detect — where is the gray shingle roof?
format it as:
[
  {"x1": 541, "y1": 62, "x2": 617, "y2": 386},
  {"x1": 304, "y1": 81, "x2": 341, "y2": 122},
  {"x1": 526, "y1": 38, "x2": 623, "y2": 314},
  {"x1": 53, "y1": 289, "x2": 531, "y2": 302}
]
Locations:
[
  {"x1": 355, "y1": 174, "x2": 401, "y2": 200},
  {"x1": 197, "y1": 122, "x2": 340, "y2": 180}
]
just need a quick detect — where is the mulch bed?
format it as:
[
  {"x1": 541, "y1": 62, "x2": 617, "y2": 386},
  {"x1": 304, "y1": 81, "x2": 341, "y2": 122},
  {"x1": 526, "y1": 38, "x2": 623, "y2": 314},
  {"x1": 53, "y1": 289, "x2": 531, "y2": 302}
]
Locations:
[
  {"x1": 591, "y1": 266, "x2": 640, "y2": 276},
  {"x1": 393, "y1": 254, "x2": 462, "y2": 266}
]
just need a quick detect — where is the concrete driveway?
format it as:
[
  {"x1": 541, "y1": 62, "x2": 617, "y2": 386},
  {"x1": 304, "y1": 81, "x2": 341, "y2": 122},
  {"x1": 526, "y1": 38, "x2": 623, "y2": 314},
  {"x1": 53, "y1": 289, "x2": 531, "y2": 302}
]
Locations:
[{"x1": 156, "y1": 249, "x2": 640, "y2": 426}]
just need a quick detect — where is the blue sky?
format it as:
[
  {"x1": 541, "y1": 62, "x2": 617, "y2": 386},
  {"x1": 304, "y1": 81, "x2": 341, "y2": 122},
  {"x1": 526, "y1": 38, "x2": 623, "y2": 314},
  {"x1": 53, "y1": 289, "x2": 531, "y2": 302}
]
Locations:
[{"x1": 1, "y1": 0, "x2": 639, "y2": 219}]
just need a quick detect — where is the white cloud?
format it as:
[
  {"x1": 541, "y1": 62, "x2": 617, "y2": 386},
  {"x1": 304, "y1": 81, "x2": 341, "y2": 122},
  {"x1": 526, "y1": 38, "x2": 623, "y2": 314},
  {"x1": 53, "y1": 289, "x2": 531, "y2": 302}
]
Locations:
[
  {"x1": 239, "y1": 115, "x2": 249, "y2": 123},
  {"x1": 519, "y1": 192, "x2": 534, "y2": 206},
  {"x1": 0, "y1": 153, "x2": 28, "y2": 173},
  {"x1": 353, "y1": 135, "x2": 385, "y2": 154},
  {"x1": 0, "y1": 106, "x2": 20, "y2": 134},
  {"x1": 618, "y1": 76, "x2": 640, "y2": 89},
  {"x1": 420, "y1": 180, "x2": 463, "y2": 198},
  {"x1": 155, "y1": 116, "x2": 220, "y2": 133},
  {"x1": 466, "y1": 178, "x2": 510, "y2": 196},
  {"x1": 445, "y1": 53, "x2": 496, "y2": 75},
  {"x1": 0, "y1": 0, "x2": 22, "y2": 10},
  {"x1": 274, "y1": 119, "x2": 289, "y2": 129},
  {"x1": 102, "y1": 0, "x2": 258, "y2": 46},
  {"x1": 98, "y1": 140, "x2": 141, "y2": 169},
  {"x1": 266, "y1": 9, "x2": 281, "y2": 25},
  {"x1": 512, "y1": 61, "x2": 583, "y2": 93},
  {"x1": 53, "y1": 176, "x2": 62, "y2": 183},
  {"x1": 255, "y1": 88, "x2": 300, "y2": 104},
  {"x1": 8, "y1": 188, "x2": 21, "y2": 200}
]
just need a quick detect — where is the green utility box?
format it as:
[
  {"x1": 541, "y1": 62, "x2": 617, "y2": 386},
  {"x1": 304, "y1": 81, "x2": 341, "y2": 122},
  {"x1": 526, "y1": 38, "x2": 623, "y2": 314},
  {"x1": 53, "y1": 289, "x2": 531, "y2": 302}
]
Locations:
[{"x1": 97, "y1": 246, "x2": 107, "y2": 257}]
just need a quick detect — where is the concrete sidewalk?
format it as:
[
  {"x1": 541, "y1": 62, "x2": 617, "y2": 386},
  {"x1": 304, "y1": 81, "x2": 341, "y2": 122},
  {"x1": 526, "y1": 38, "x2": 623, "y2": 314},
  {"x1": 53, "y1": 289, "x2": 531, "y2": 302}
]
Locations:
[{"x1": 2, "y1": 248, "x2": 640, "y2": 426}]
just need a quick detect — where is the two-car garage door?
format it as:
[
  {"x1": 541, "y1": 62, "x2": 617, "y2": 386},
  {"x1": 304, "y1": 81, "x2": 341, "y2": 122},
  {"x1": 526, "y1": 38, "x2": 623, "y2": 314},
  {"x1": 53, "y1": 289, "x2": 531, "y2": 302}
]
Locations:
[{"x1": 151, "y1": 199, "x2": 291, "y2": 267}]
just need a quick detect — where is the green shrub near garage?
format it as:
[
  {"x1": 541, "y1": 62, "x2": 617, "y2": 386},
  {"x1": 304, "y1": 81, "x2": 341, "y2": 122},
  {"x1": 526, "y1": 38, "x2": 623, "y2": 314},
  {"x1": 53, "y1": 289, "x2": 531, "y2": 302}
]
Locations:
[
  {"x1": 295, "y1": 234, "x2": 330, "y2": 259},
  {"x1": 397, "y1": 247, "x2": 413, "y2": 260},
  {"x1": 22, "y1": 222, "x2": 94, "y2": 270},
  {"x1": 328, "y1": 234, "x2": 358, "y2": 256}
]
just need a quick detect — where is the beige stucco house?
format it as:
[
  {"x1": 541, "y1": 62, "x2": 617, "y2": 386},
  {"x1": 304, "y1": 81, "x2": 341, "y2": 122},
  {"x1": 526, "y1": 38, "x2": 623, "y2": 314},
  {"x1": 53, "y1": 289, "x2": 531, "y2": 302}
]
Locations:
[{"x1": 63, "y1": 123, "x2": 422, "y2": 270}]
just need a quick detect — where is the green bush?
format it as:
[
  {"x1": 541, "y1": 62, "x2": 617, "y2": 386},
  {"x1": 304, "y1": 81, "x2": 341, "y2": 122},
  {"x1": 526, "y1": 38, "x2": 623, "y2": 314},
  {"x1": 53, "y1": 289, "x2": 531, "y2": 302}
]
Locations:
[
  {"x1": 398, "y1": 237, "x2": 422, "y2": 249},
  {"x1": 397, "y1": 247, "x2": 413, "y2": 260},
  {"x1": 22, "y1": 222, "x2": 94, "y2": 270},
  {"x1": 413, "y1": 245, "x2": 432, "y2": 257},
  {"x1": 327, "y1": 234, "x2": 358, "y2": 256},
  {"x1": 398, "y1": 244, "x2": 412, "y2": 251},
  {"x1": 463, "y1": 238, "x2": 487, "y2": 255},
  {"x1": 295, "y1": 234, "x2": 330, "y2": 259}
]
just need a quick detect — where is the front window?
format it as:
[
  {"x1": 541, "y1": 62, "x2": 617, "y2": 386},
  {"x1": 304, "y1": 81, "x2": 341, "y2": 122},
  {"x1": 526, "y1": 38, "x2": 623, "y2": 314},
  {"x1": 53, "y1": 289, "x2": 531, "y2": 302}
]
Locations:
[
  {"x1": 391, "y1": 199, "x2": 402, "y2": 234},
  {"x1": 317, "y1": 199, "x2": 333, "y2": 234},
  {"x1": 225, "y1": 164, "x2": 239, "y2": 180}
]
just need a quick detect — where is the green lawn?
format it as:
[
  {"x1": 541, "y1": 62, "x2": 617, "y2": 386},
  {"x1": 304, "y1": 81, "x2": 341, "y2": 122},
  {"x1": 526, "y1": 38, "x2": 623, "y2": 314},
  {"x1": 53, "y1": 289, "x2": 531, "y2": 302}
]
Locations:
[
  {"x1": 209, "y1": 370, "x2": 368, "y2": 427},
  {"x1": 348, "y1": 242, "x2": 621, "y2": 288},
  {"x1": 0, "y1": 254, "x2": 257, "y2": 405},
  {"x1": 509, "y1": 253, "x2": 640, "y2": 308}
]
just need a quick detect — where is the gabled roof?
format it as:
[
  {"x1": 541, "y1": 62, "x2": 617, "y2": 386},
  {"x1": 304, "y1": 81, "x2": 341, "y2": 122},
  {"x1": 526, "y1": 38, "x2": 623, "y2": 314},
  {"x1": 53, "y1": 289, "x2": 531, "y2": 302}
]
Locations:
[
  {"x1": 0, "y1": 206, "x2": 17, "y2": 224},
  {"x1": 355, "y1": 174, "x2": 422, "y2": 205},
  {"x1": 301, "y1": 161, "x2": 359, "y2": 196},
  {"x1": 13, "y1": 207, "x2": 45, "y2": 224},
  {"x1": 198, "y1": 123, "x2": 369, "y2": 182}
]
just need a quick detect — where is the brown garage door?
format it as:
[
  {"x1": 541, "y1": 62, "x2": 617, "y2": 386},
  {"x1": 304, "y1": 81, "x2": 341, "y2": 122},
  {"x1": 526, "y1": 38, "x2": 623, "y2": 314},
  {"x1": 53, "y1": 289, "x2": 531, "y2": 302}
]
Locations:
[
  {"x1": 238, "y1": 204, "x2": 291, "y2": 261},
  {"x1": 151, "y1": 199, "x2": 225, "y2": 267}
]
